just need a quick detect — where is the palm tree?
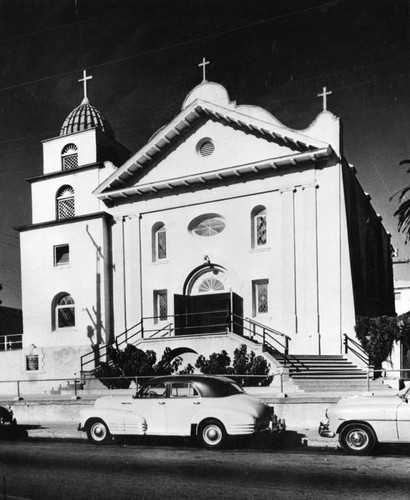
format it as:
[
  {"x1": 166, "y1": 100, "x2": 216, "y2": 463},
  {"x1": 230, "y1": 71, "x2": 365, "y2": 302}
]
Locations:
[{"x1": 393, "y1": 159, "x2": 410, "y2": 240}]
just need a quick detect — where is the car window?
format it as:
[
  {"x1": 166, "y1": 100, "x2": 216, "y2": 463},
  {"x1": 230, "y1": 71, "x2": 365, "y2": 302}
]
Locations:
[
  {"x1": 170, "y1": 382, "x2": 199, "y2": 398},
  {"x1": 140, "y1": 382, "x2": 167, "y2": 398},
  {"x1": 398, "y1": 385, "x2": 410, "y2": 399}
]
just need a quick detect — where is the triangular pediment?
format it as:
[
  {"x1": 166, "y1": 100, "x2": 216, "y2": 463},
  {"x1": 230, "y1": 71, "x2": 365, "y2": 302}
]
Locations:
[{"x1": 94, "y1": 98, "x2": 333, "y2": 202}]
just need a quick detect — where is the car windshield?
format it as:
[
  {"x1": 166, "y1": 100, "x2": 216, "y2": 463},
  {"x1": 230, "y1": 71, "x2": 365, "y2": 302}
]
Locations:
[{"x1": 398, "y1": 385, "x2": 410, "y2": 399}]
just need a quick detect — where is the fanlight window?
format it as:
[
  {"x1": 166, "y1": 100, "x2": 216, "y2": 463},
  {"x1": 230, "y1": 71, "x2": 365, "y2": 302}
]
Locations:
[
  {"x1": 198, "y1": 278, "x2": 225, "y2": 293},
  {"x1": 56, "y1": 185, "x2": 75, "y2": 220},
  {"x1": 61, "y1": 143, "x2": 78, "y2": 171},
  {"x1": 189, "y1": 268, "x2": 230, "y2": 295},
  {"x1": 190, "y1": 214, "x2": 225, "y2": 237},
  {"x1": 55, "y1": 294, "x2": 75, "y2": 328}
]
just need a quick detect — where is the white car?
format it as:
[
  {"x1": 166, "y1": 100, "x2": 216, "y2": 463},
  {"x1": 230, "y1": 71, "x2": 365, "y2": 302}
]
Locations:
[
  {"x1": 79, "y1": 375, "x2": 284, "y2": 449},
  {"x1": 319, "y1": 385, "x2": 410, "y2": 454}
]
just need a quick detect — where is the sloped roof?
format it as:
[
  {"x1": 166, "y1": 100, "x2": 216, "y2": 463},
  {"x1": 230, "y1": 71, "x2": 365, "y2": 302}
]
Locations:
[{"x1": 94, "y1": 97, "x2": 331, "y2": 201}]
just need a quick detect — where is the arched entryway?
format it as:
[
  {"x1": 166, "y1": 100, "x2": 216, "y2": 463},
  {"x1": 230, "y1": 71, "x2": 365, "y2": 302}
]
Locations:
[{"x1": 174, "y1": 265, "x2": 243, "y2": 336}]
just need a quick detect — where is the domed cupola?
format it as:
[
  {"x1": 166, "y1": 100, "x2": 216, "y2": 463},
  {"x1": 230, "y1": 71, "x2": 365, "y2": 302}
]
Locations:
[{"x1": 60, "y1": 96, "x2": 115, "y2": 140}]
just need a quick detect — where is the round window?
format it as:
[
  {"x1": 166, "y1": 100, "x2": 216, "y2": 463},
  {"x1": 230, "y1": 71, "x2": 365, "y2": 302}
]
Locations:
[{"x1": 190, "y1": 215, "x2": 225, "y2": 237}]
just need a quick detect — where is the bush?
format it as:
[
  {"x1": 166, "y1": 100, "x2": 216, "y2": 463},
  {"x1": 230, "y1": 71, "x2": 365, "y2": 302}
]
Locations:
[
  {"x1": 195, "y1": 350, "x2": 233, "y2": 375},
  {"x1": 94, "y1": 345, "x2": 182, "y2": 389},
  {"x1": 355, "y1": 316, "x2": 400, "y2": 370},
  {"x1": 195, "y1": 344, "x2": 272, "y2": 386}
]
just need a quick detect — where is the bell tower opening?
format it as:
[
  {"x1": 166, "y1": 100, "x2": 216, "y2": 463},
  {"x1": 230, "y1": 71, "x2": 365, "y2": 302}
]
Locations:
[{"x1": 174, "y1": 265, "x2": 243, "y2": 336}]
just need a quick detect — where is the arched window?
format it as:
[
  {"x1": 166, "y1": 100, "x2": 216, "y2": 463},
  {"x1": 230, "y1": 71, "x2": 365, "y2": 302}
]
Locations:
[
  {"x1": 152, "y1": 222, "x2": 167, "y2": 261},
  {"x1": 61, "y1": 143, "x2": 78, "y2": 170},
  {"x1": 53, "y1": 293, "x2": 75, "y2": 329},
  {"x1": 251, "y1": 206, "x2": 267, "y2": 248},
  {"x1": 56, "y1": 185, "x2": 75, "y2": 220}
]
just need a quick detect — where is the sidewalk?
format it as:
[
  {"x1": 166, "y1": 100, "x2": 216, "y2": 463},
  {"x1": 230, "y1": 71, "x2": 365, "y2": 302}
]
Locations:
[{"x1": 13, "y1": 421, "x2": 339, "y2": 449}]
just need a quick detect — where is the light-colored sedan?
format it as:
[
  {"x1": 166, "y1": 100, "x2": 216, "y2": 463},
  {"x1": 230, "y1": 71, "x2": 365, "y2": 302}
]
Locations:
[
  {"x1": 79, "y1": 375, "x2": 284, "y2": 449},
  {"x1": 319, "y1": 385, "x2": 410, "y2": 454}
]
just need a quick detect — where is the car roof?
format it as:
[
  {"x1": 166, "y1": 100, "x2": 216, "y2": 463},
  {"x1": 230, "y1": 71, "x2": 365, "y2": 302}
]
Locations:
[
  {"x1": 144, "y1": 374, "x2": 235, "y2": 384},
  {"x1": 141, "y1": 375, "x2": 241, "y2": 398}
]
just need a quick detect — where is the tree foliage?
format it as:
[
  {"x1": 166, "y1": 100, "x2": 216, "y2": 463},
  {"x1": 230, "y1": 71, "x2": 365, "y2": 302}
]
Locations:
[{"x1": 392, "y1": 159, "x2": 410, "y2": 241}]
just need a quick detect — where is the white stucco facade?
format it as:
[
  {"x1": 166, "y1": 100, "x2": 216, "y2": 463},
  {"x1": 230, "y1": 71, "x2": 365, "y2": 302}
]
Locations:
[{"x1": 9, "y1": 80, "x2": 394, "y2": 381}]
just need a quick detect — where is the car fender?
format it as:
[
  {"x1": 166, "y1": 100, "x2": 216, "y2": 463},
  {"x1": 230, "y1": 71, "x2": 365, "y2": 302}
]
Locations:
[
  {"x1": 80, "y1": 408, "x2": 146, "y2": 435},
  {"x1": 329, "y1": 401, "x2": 399, "y2": 443},
  {"x1": 192, "y1": 407, "x2": 256, "y2": 436}
]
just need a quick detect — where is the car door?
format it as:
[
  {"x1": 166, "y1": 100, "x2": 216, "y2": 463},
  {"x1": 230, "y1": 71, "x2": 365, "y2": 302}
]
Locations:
[
  {"x1": 396, "y1": 397, "x2": 410, "y2": 442},
  {"x1": 129, "y1": 381, "x2": 167, "y2": 435},
  {"x1": 165, "y1": 381, "x2": 202, "y2": 435}
]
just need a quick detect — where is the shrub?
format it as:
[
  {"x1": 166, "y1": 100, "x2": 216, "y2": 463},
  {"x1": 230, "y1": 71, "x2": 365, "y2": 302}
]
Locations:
[
  {"x1": 195, "y1": 350, "x2": 233, "y2": 375},
  {"x1": 195, "y1": 344, "x2": 272, "y2": 386},
  {"x1": 355, "y1": 316, "x2": 400, "y2": 370},
  {"x1": 94, "y1": 345, "x2": 182, "y2": 389}
]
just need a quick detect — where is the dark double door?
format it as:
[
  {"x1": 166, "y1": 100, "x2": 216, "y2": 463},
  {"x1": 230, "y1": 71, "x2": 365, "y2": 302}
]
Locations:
[{"x1": 174, "y1": 292, "x2": 243, "y2": 336}]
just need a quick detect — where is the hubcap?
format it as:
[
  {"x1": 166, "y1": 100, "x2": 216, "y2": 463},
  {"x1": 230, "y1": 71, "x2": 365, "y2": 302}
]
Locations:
[
  {"x1": 346, "y1": 429, "x2": 369, "y2": 450},
  {"x1": 203, "y1": 424, "x2": 222, "y2": 446},
  {"x1": 92, "y1": 423, "x2": 106, "y2": 440}
]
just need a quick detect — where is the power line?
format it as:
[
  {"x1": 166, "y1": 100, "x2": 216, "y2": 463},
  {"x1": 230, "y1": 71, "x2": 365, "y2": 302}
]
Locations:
[
  {"x1": 0, "y1": 1, "x2": 358, "y2": 95},
  {"x1": 0, "y1": 231, "x2": 19, "y2": 241},
  {"x1": 0, "y1": 0, "x2": 164, "y2": 45},
  {"x1": 0, "y1": 239, "x2": 20, "y2": 250}
]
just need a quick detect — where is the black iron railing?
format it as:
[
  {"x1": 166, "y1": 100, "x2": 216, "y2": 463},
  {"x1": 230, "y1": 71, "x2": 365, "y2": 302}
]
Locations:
[
  {"x1": 343, "y1": 333, "x2": 370, "y2": 366},
  {"x1": 80, "y1": 311, "x2": 292, "y2": 375},
  {"x1": 230, "y1": 314, "x2": 292, "y2": 366},
  {"x1": 0, "y1": 333, "x2": 22, "y2": 351}
]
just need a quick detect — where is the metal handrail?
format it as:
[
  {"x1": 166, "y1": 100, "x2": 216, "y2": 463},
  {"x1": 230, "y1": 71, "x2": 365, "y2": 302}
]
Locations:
[
  {"x1": 244, "y1": 318, "x2": 290, "y2": 339},
  {"x1": 115, "y1": 320, "x2": 143, "y2": 349},
  {"x1": 231, "y1": 313, "x2": 291, "y2": 364},
  {"x1": 2, "y1": 368, "x2": 410, "y2": 401},
  {"x1": 80, "y1": 310, "x2": 292, "y2": 375},
  {"x1": 343, "y1": 333, "x2": 369, "y2": 366},
  {"x1": 0, "y1": 333, "x2": 23, "y2": 351}
]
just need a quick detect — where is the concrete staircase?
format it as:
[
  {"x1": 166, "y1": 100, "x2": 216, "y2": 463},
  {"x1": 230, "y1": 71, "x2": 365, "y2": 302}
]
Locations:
[{"x1": 272, "y1": 354, "x2": 394, "y2": 394}]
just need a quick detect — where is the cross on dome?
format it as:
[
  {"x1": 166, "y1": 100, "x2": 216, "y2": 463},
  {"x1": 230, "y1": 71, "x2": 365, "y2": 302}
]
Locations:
[
  {"x1": 198, "y1": 57, "x2": 210, "y2": 83},
  {"x1": 317, "y1": 86, "x2": 332, "y2": 111},
  {"x1": 79, "y1": 69, "x2": 93, "y2": 104}
]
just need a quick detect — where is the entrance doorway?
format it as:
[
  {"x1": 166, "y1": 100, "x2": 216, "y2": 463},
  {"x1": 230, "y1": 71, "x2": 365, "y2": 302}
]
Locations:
[{"x1": 174, "y1": 266, "x2": 243, "y2": 336}]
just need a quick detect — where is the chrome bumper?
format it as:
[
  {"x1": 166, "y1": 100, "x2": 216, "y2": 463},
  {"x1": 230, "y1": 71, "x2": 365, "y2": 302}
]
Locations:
[
  {"x1": 272, "y1": 415, "x2": 286, "y2": 432},
  {"x1": 318, "y1": 421, "x2": 335, "y2": 438}
]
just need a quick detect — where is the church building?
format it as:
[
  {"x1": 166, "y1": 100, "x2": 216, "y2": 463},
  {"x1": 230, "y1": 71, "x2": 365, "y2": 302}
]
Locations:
[{"x1": 14, "y1": 66, "x2": 394, "y2": 382}]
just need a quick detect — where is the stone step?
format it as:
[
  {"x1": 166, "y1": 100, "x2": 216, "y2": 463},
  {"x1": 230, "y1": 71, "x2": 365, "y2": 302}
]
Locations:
[
  {"x1": 288, "y1": 367, "x2": 359, "y2": 373},
  {"x1": 292, "y1": 374, "x2": 367, "y2": 380}
]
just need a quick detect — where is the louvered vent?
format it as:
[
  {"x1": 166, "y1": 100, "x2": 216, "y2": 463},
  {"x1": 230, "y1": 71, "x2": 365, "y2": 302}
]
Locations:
[{"x1": 198, "y1": 139, "x2": 215, "y2": 157}]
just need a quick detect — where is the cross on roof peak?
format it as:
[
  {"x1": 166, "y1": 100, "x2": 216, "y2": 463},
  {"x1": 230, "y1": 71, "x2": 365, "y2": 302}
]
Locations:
[
  {"x1": 79, "y1": 69, "x2": 93, "y2": 104},
  {"x1": 317, "y1": 86, "x2": 332, "y2": 111},
  {"x1": 198, "y1": 57, "x2": 210, "y2": 83}
]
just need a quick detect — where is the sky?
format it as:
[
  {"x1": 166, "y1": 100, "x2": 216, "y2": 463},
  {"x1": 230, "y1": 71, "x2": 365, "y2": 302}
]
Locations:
[{"x1": 1, "y1": 0, "x2": 410, "y2": 309}]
